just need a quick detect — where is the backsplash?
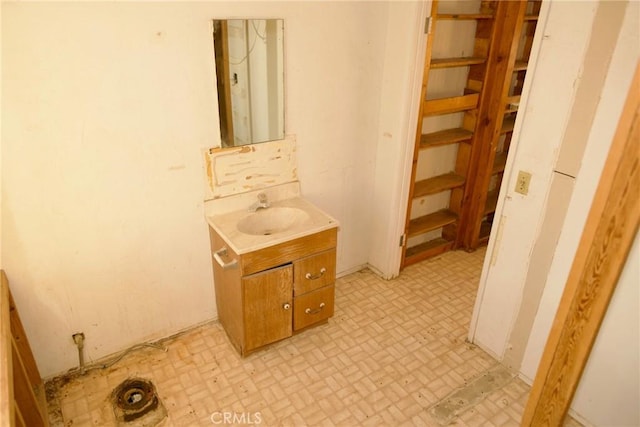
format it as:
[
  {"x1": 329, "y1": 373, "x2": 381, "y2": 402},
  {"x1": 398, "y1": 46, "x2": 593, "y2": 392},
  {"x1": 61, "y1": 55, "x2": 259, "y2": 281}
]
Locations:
[{"x1": 203, "y1": 136, "x2": 297, "y2": 200}]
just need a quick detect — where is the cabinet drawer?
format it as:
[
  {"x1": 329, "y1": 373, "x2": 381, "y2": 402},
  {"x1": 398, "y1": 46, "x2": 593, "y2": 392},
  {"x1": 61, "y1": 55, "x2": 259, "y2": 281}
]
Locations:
[
  {"x1": 293, "y1": 248, "x2": 336, "y2": 295},
  {"x1": 241, "y1": 228, "x2": 337, "y2": 276},
  {"x1": 293, "y1": 285, "x2": 334, "y2": 331}
]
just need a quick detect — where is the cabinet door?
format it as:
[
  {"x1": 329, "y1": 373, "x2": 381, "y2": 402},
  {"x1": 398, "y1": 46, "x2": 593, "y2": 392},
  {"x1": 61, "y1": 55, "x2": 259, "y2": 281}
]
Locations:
[{"x1": 242, "y1": 264, "x2": 293, "y2": 352}]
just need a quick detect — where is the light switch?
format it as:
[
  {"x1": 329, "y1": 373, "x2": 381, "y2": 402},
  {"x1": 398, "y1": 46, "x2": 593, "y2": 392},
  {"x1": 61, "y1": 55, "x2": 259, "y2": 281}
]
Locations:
[{"x1": 515, "y1": 171, "x2": 532, "y2": 195}]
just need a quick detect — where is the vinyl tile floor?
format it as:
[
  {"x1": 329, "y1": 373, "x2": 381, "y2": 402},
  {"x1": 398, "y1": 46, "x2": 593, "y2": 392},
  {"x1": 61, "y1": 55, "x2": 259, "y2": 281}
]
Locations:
[{"x1": 45, "y1": 248, "x2": 576, "y2": 426}]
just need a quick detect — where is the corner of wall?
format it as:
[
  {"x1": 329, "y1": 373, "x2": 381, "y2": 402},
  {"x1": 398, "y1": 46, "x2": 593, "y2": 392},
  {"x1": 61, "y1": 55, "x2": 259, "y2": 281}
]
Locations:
[{"x1": 367, "y1": 1, "x2": 428, "y2": 278}]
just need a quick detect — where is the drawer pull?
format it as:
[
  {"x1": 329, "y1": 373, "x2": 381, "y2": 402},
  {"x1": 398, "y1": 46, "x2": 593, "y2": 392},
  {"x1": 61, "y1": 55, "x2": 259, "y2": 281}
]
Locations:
[
  {"x1": 213, "y1": 247, "x2": 238, "y2": 270},
  {"x1": 283, "y1": 303, "x2": 291, "y2": 310},
  {"x1": 305, "y1": 268, "x2": 326, "y2": 280},
  {"x1": 305, "y1": 302, "x2": 326, "y2": 315}
]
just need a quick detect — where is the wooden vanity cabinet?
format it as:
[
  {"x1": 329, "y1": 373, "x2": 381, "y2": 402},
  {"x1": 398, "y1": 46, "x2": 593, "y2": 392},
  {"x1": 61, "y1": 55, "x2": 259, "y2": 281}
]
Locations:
[{"x1": 209, "y1": 227, "x2": 337, "y2": 356}]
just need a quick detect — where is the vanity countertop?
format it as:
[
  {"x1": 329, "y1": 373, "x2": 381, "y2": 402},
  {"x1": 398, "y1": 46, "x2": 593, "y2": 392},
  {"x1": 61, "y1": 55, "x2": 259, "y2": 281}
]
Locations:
[{"x1": 206, "y1": 196, "x2": 339, "y2": 255}]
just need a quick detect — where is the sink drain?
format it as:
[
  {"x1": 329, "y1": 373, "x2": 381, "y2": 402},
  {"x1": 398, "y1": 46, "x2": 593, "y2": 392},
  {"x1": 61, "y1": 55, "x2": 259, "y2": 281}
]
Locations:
[{"x1": 112, "y1": 378, "x2": 165, "y2": 424}]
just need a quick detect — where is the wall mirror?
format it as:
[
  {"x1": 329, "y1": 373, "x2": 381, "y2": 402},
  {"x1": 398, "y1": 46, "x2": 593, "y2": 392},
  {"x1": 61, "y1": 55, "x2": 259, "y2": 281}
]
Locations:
[{"x1": 213, "y1": 19, "x2": 285, "y2": 148}]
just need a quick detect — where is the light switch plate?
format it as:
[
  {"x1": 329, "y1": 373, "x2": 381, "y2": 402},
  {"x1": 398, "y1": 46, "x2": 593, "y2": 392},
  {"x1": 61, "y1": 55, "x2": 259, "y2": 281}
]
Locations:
[{"x1": 515, "y1": 171, "x2": 532, "y2": 195}]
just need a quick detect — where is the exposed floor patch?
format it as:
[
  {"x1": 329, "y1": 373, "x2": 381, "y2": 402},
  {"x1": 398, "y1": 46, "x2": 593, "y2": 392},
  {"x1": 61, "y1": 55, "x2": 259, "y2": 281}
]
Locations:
[{"x1": 429, "y1": 364, "x2": 515, "y2": 425}]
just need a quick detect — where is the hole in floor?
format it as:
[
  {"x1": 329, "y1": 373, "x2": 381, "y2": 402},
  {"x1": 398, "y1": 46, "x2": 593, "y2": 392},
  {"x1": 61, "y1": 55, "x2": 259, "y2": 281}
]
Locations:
[{"x1": 111, "y1": 378, "x2": 166, "y2": 425}]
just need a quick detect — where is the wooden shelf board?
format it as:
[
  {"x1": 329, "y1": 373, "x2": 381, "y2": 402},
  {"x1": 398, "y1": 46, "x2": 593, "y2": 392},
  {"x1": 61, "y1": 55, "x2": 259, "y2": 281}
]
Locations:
[
  {"x1": 513, "y1": 61, "x2": 528, "y2": 71},
  {"x1": 420, "y1": 127, "x2": 473, "y2": 149},
  {"x1": 524, "y1": 14, "x2": 539, "y2": 21},
  {"x1": 408, "y1": 209, "x2": 458, "y2": 237},
  {"x1": 424, "y1": 93, "x2": 479, "y2": 117},
  {"x1": 437, "y1": 13, "x2": 494, "y2": 20},
  {"x1": 501, "y1": 116, "x2": 516, "y2": 133},
  {"x1": 414, "y1": 172, "x2": 466, "y2": 198},
  {"x1": 505, "y1": 95, "x2": 521, "y2": 113},
  {"x1": 507, "y1": 95, "x2": 521, "y2": 104},
  {"x1": 492, "y1": 152, "x2": 508, "y2": 175},
  {"x1": 430, "y1": 57, "x2": 486, "y2": 69},
  {"x1": 484, "y1": 190, "x2": 500, "y2": 215},
  {"x1": 404, "y1": 238, "x2": 455, "y2": 266}
]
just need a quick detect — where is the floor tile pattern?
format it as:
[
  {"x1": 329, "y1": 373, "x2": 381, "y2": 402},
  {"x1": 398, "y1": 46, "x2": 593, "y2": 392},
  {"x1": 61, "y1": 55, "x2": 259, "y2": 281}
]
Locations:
[{"x1": 45, "y1": 249, "x2": 566, "y2": 426}]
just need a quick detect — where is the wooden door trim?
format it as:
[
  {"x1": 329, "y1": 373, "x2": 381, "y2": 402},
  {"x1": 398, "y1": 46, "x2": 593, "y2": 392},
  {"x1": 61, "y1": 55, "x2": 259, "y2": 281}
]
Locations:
[
  {"x1": 401, "y1": 0, "x2": 439, "y2": 269},
  {"x1": 213, "y1": 20, "x2": 234, "y2": 146},
  {"x1": 521, "y1": 62, "x2": 640, "y2": 425},
  {"x1": 1, "y1": 272, "x2": 15, "y2": 427}
]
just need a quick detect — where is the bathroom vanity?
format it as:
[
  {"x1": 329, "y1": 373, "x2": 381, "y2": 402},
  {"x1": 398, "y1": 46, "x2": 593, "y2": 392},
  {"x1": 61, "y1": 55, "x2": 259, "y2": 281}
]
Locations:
[{"x1": 205, "y1": 184, "x2": 339, "y2": 356}]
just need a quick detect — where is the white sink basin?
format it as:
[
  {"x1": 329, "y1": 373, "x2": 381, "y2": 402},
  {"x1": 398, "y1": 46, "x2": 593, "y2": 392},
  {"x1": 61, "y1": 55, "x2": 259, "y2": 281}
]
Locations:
[
  {"x1": 205, "y1": 189, "x2": 339, "y2": 254},
  {"x1": 237, "y1": 207, "x2": 311, "y2": 236}
]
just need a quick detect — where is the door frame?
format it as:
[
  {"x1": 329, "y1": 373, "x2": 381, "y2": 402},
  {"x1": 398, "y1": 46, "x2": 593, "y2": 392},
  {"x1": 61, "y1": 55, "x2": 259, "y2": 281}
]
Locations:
[
  {"x1": 467, "y1": 0, "x2": 550, "y2": 340},
  {"x1": 388, "y1": 0, "x2": 431, "y2": 278}
]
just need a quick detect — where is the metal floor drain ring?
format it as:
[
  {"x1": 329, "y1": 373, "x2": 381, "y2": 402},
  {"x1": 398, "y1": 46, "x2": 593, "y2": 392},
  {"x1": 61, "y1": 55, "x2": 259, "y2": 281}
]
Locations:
[{"x1": 112, "y1": 378, "x2": 160, "y2": 422}]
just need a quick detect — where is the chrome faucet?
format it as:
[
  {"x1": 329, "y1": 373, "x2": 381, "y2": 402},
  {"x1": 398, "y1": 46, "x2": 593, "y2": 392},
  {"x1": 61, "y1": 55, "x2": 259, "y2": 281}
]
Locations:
[{"x1": 248, "y1": 193, "x2": 270, "y2": 212}]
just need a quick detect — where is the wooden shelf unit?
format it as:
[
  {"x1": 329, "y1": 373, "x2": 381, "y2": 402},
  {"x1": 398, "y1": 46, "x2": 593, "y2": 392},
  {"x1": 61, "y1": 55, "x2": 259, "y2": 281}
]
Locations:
[
  {"x1": 513, "y1": 61, "x2": 528, "y2": 71},
  {"x1": 492, "y1": 152, "x2": 508, "y2": 175},
  {"x1": 501, "y1": 115, "x2": 516, "y2": 134},
  {"x1": 484, "y1": 189, "x2": 500, "y2": 215},
  {"x1": 401, "y1": 0, "x2": 541, "y2": 268},
  {"x1": 472, "y1": 0, "x2": 542, "y2": 246},
  {"x1": 506, "y1": 94, "x2": 521, "y2": 105},
  {"x1": 478, "y1": 220, "x2": 493, "y2": 244},
  {"x1": 401, "y1": 0, "x2": 499, "y2": 268},
  {"x1": 505, "y1": 105, "x2": 518, "y2": 114}
]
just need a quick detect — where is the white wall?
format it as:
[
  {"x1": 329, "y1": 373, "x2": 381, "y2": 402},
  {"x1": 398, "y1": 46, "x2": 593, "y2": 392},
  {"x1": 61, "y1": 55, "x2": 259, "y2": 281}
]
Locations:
[
  {"x1": 520, "y1": 0, "x2": 639, "y2": 381},
  {"x1": 282, "y1": 2, "x2": 389, "y2": 277},
  {"x1": 1, "y1": 1, "x2": 401, "y2": 377},
  {"x1": 469, "y1": 0, "x2": 601, "y2": 358},
  {"x1": 470, "y1": 0, "x2": 639, "y2": 424},
  {"x1": 501, "y1": 0, "x2": 630, "y2": 371},
  {"x1": 519, "y1": 3, "x2": 639, "y2": 424},
  {"x1": 571, "y1": 233, "x2": 639, "y2": 426}
]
